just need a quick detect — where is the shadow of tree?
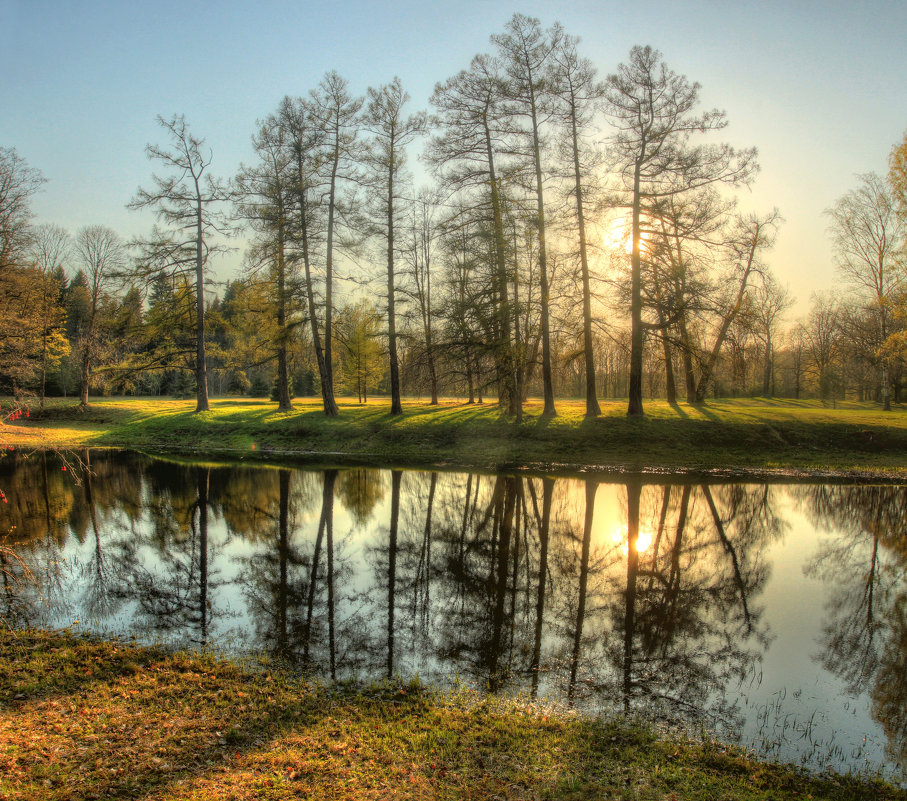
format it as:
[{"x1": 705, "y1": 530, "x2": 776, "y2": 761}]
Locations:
[
  {"x1": 694, "y1": 403, "x2": 720, "y2": 422},
  {"x1": 0, "y1": 630, "x2": 607, "y2": 800}
]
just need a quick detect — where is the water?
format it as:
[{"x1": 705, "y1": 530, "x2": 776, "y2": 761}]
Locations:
[{"x1": 1, "y1": 449, "x2": 905, "y2": 782}]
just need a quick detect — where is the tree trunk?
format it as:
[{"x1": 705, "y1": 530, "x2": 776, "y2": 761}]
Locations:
[
  {"x1": 484, "y1": 120, "x2": 520, "y2": 420},
  {"x1": 387, "y1": 163, "x2": 402, "y2": 415},
  {"x1": 276, "y1": 239, "x2": 293, "y2": 412},
  {"x1": 882, "y1": 361, "x2": 891, "y2": 411},
  {"x1": 881, "y1": 295, "x2": 891, "y2": 411},
  {"x1": 194, "y1": 195, "x2": 210, "y2": 412},
  {"x1": 662, "y1": 332, "x2": 677, "y2": 404},
  {"x1": 420, "y1": 217, "x2": 439, "y2": 406},
  {"x1": 569, "y1": 101, "x2": 600, "y2": 418},
  {"x1": 295, "y1": 167, "x2": 338, "y2": 417},
  {"x1": 425, "y1": 313, "x2": 439, "y2": 405},
  {"x1": 511, "y1": 232, "x2": 524, "y2": 411},
  {"x1": 627, "y1": 162, "x2": 645, "y2": 416},
  {"x1": 324, "y1": 127, "x2": 340, "y2": 414},
  {"x1": 694, "y1": 232, "x2": 760, "y2": 403},
  {"x1": 428, "y1": 353, "x2": 439, "y2": 404},
  {"x1": 679, "y1": 319, "x2": 697, "y2": 404},
  {"x1": 529, "y1": 89, "x2": 555, "y2": 416},
  {"x1": 40, "y1": 329, "x2": 47, "y2": 411},
  {"x1": 79, "y1": 349, "x2": 90, "y2": 408}
]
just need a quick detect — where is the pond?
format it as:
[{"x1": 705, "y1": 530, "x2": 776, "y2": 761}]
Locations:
[{"x1": 1, "y1": 449, "x2": 905, "y2": 782}]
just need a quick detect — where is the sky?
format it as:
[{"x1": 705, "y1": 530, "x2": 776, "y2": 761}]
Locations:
[{"x1": 2, "y1": 0, "x2": 906, "y2": 316}]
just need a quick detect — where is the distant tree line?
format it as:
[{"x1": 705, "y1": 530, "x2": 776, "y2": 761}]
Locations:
[{"x1": 1, "y1": 14, "x2": 906, "y2": 416}]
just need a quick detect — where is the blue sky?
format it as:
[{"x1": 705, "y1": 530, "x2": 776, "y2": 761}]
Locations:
[{"x1": 2, "y1": 0, "x2": 905, "y2": 313}]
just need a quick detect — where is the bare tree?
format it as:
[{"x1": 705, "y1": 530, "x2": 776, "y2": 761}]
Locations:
[
  {"x1": 278, "y1": 96, "x2": 338, "y2": 416},
  {"x1": 0, "y1": 147, "x2": 45, "y2": 273},
  {"x1": 360, "y1": 77, "x2": 427, "y2": 415},
  {"x1": 643, "y1": 187, "x2": 732, "y2": 403},
  {"x1": 73, "y1": 226, "x2": 125, "y2": 407},
  {"x1": 429, "y1": 54, "x2": 522, "y2": 418},
  {"x1": 0, "y1": 149, "x2": 47, "y2": 394},
  {"x1": 129, "y1": 114, "x2": 230, "y2": 413},
  {"x1": 752, "y1": 271, "x2": 793, "y2": 396},
  {"x1": 493, "y1": 14, "x2": 562, "y2": 416},
  {"x1": 28, "y1": 223, "x2": 70, "y2": 408},
  {"x1": 826, "y1": 173, "x2": 905, "y2": 410},
  {"x1": 803, "y1": 292, "x2": 843, "y2": 402},
  {"x1": 693, "y1": 211, "x2": 781, "y2": 402},
  {"x1": 603, "y1": 46, "x2": 757, "y2": 416},
  {"x1": 310, "y1": 72, "x2": 363, "y2": 412},
  {"x1": 401, "y1": 189, "x2": 441, "y2": 404},
  {"x1": 788, "y1": 324, "x2": 806, "y2": 400},
  {"x1": 550, "y1": 33, "x2": 604, "y2": 418},
  {"x1": 234, "y1": 114, "x2": 297, "y2": 411}
]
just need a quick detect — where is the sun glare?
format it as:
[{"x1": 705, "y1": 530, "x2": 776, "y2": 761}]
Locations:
[
  {"x1": 605, "y1": 217, "x2": 647, "y2": 255},
  {"x1": 610, "y1": 526, "x2": 654, "y2": 554}
]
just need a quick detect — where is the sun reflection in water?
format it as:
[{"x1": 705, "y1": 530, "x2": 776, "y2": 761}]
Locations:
[{"x1": 610, "y1": 526, "x2": 653, "y2": 554}]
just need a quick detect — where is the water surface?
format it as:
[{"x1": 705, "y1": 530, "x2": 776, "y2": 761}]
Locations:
[{"x1": 1, "y1": 449, "x2": 905, "y2": 781}]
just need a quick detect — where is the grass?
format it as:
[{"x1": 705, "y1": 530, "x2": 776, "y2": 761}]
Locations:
[
  {"x1": 1, "y1": 628, "x2": 902, "y2": 801},
  {"x1": 3, "y1": 395, "x2": 907, "y2": 476}
]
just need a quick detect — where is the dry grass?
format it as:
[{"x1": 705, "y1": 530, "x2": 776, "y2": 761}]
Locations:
[{"x1": 1, "y1": 629, "x2": 901, "y2": 800}]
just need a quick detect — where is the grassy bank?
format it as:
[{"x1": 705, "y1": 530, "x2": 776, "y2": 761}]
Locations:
[
  {"x1": 3, "y1": 396, "x2": 907, "y2": 476},
  {"x1": 1, "y1": 629, "x2": 902, "y2": 801}
]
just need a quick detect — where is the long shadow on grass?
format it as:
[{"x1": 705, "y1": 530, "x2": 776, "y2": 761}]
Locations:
[
  {"x1": 5, "y1": 661, "x2": 522, "y2": 801},
  {"x1": 113, "y1": 684, "x2": 600, "y2": 801},
  {"x1": 211, "y1": 399, "x2": 274, "y2": 409},
  {"x1": 693, "y1": 403, "x2": 721, "y2": 422}
]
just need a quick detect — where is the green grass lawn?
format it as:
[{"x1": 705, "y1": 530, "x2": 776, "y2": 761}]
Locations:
[
  {"x1": 1, "y1": 629, "x2": 902, "y2": 801},
  {"x1": 3, "y1": 395, "x2": 907, "y2": 475}
]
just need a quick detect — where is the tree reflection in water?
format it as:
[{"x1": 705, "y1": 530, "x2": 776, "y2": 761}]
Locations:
[
  {"x1": 800, "y1": 485, "x2": 907, "y2": 770},
  {"x1": 615, "y1": 482, "x2": 779, "y2": 731},
  {"x1": 3, "y1": 450, "x2": 906, "y2": 778},
  {"x1": 108, "y1": 463, "x2": 224, "y2": 646}
]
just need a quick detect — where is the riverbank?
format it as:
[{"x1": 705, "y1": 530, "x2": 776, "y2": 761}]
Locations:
[
  {"x1": 1, "y1": 628, "x2": 902, "y2": 800},
  {"x1": 3, "y1": 396, "x2": 907, "y2": 477}
]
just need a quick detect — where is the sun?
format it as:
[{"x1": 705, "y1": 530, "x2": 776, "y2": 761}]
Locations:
[{"x1": 604, "y1": 216, "x2": 647, "y2": 255}]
